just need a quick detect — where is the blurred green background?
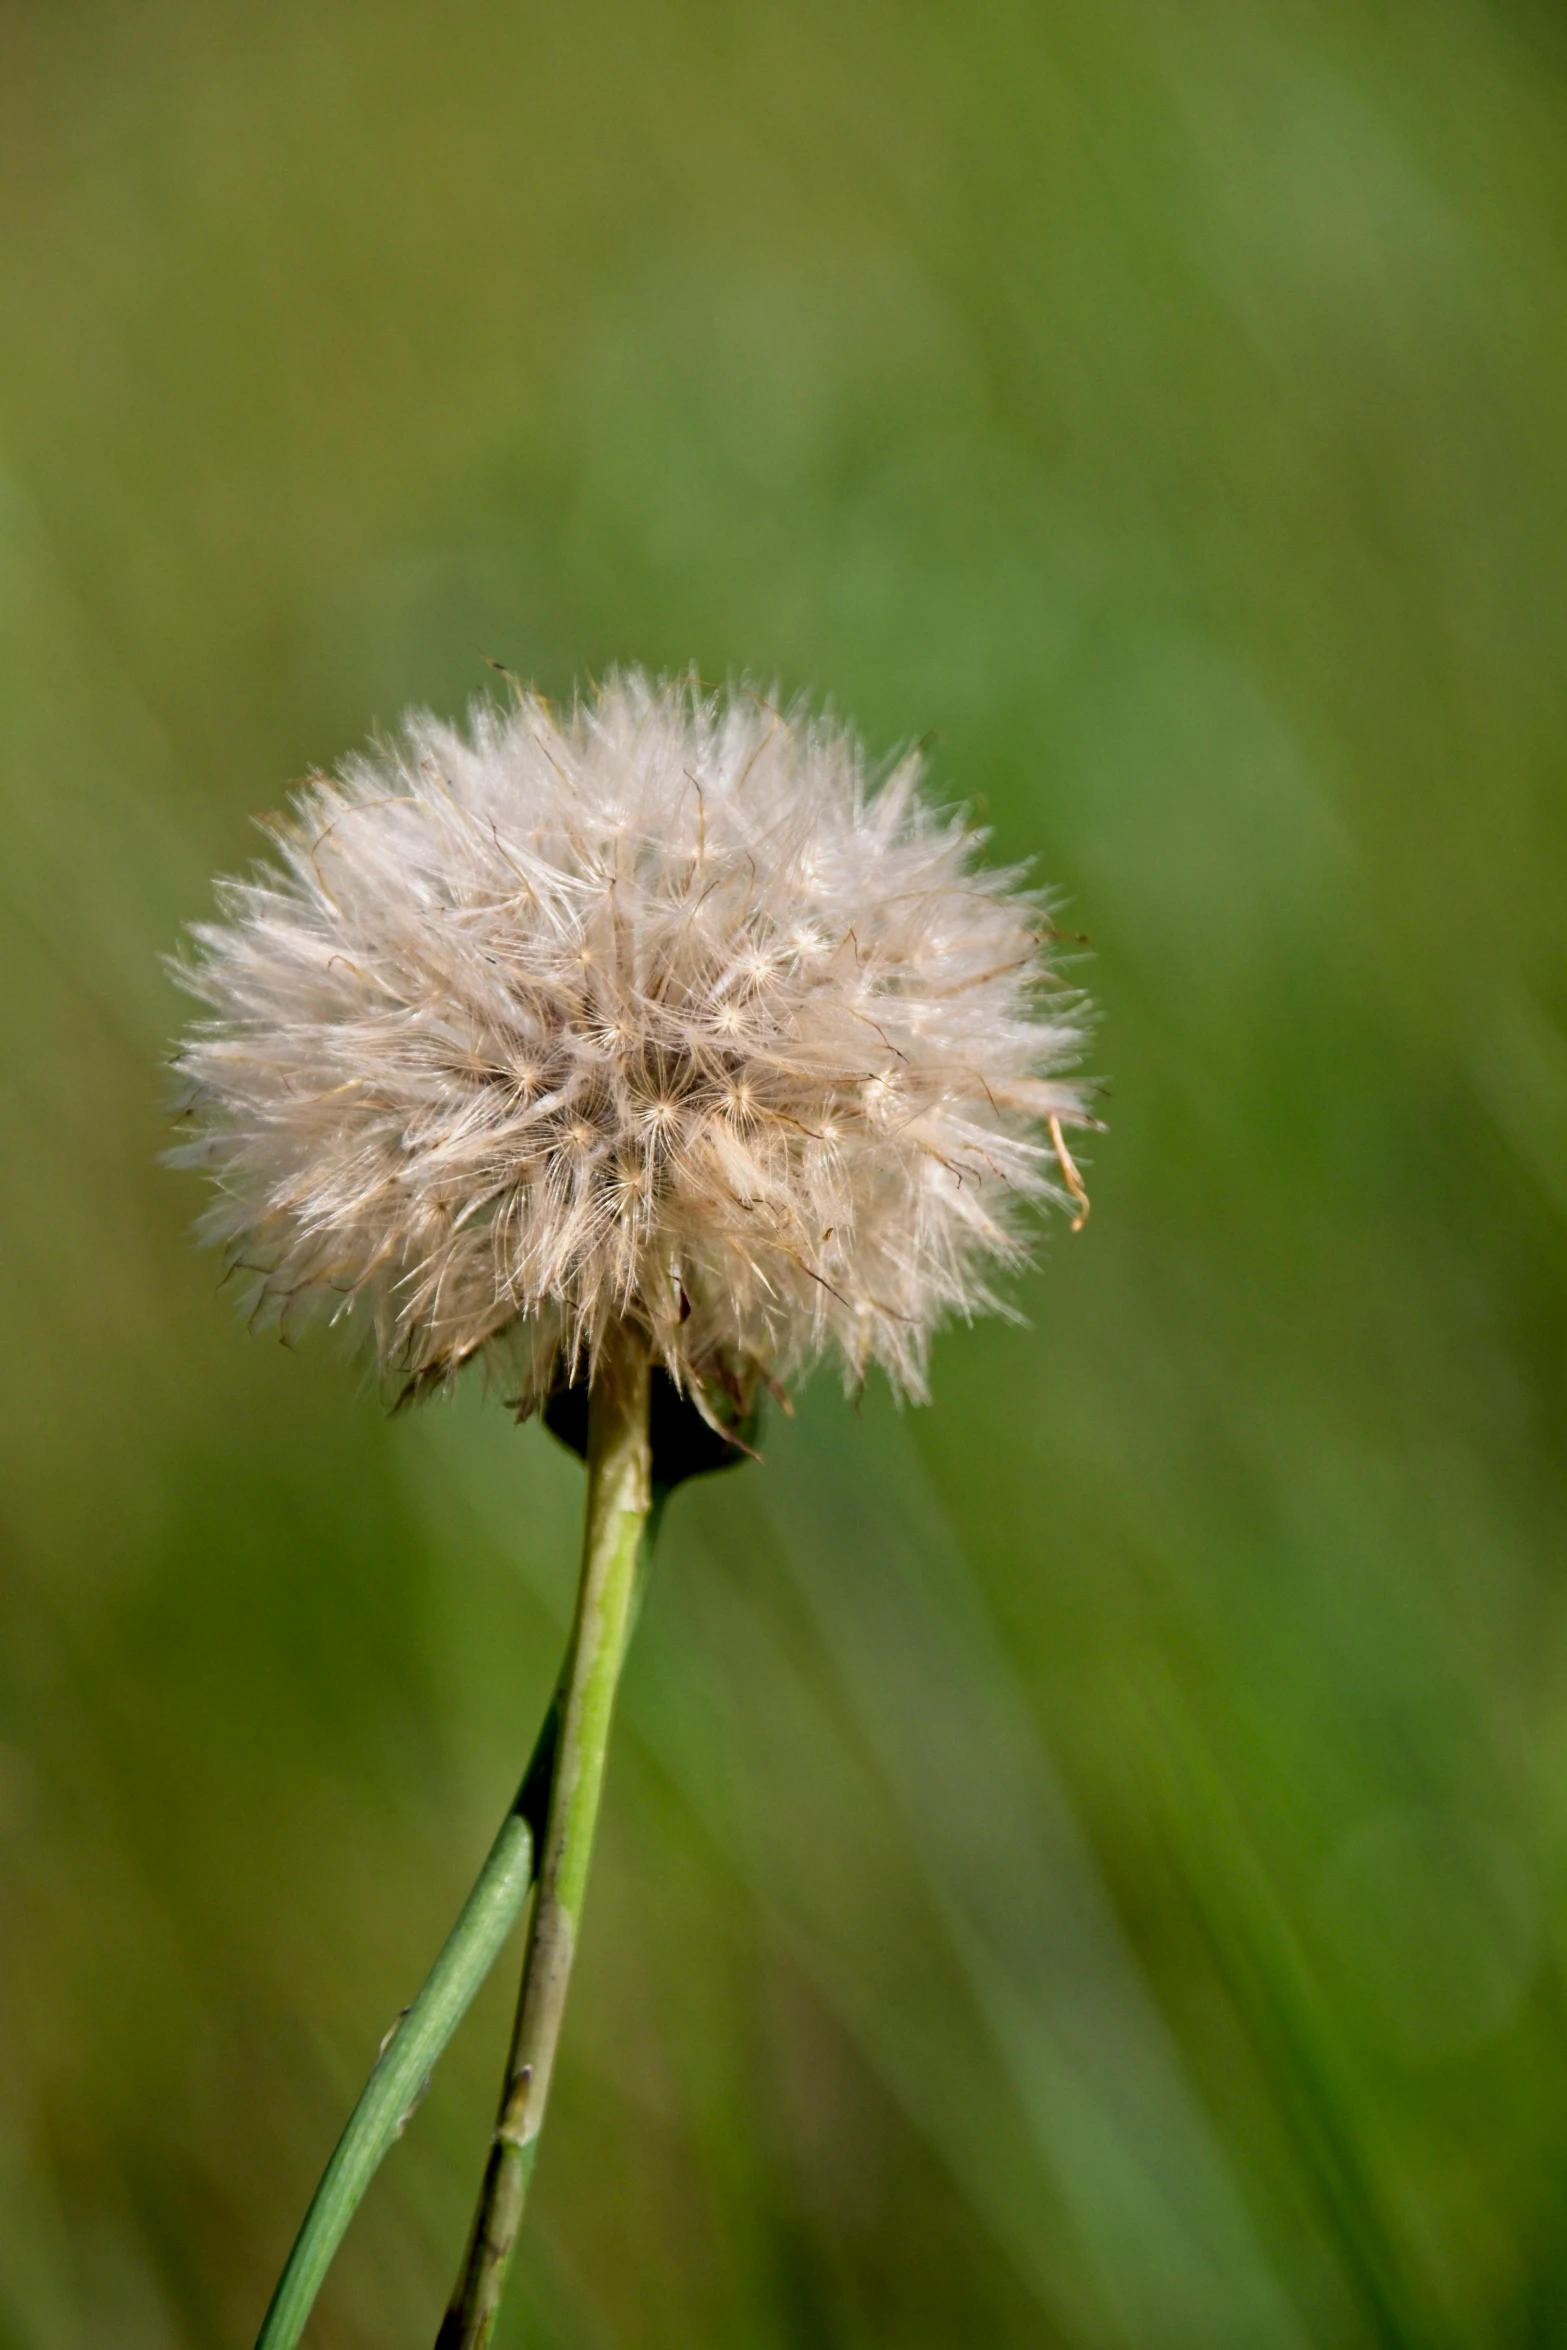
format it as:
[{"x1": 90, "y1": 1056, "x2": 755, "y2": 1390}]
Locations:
[{"x1": 3, "y1": 1, "x2": 1567, "y2": 2342}]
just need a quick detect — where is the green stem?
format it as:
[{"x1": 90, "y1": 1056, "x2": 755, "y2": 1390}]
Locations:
[
  {"x1": 253, "y1": 1708, "x2": 562, "y2": 2350},
  {"x1": 438, "y1": 1333, "x2": 654, "y2": 2349}
]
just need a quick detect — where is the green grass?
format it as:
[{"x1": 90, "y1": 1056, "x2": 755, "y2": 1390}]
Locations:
[{"x1": 2, "y1": 1, "x2": 1567, "y2": 2341}]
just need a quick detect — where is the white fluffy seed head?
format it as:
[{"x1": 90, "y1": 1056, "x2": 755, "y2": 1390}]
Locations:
[{"x1": 169, "y1": 672, "x2": 1094, "y2": 1411}]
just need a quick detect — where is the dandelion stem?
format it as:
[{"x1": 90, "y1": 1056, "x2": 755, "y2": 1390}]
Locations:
[
  {"x1": 438, "y1": 1329, "x2": 655, "y2": 2347},
  {"x1": 253, "y1": 1719, "x2": 554, "y2": 2350}
]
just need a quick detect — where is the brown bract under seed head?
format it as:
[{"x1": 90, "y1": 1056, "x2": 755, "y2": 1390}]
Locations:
[{"x1": 169, "y1": 672, "x2": 1093, "y2": 1410}]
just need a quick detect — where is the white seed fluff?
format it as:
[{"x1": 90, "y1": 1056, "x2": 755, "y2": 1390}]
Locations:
[{"x1": 170, "y1": 673, "x2": 1093, "y2": 1409}]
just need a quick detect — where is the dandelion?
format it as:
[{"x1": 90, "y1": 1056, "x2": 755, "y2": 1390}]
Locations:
[
  {"x1": 172, "y1": 670, "x2": 1089, "y2": 1419},
  {"x1": 168, "y1": 671, "x2": 1096, "y2": 2350}
]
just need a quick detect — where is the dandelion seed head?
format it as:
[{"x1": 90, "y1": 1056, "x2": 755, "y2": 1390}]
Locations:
[{"x1": 170, "y1": 671, "x2": 1093, "y2": 1407}]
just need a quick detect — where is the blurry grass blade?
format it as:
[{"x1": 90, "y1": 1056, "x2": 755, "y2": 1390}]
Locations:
[
  {"x1": 765, "y1": 1396, "x2": 1308, "y2": 2350},
  {"x1": 1151, "y1": 1693, "x2": 1450, "y2": 2350}
]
